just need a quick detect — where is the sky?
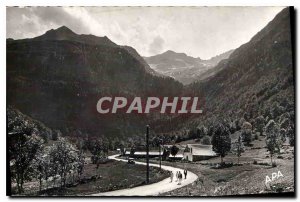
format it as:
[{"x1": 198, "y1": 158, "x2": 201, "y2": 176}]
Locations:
[{"x1": 7, "y1": 6, "x2": 285, "y2": 59}]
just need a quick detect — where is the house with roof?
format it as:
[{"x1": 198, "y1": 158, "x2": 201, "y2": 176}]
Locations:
[
  {"x1": 183, "y1": 144, "x2": 218, "y2": 162},
  {"x1": 123, "y1": 150, "x2": 163, "y2": 158}
]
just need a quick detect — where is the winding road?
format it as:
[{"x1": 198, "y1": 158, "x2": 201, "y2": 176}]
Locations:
[{"x1": 91, "y1": 154, "x2": 198, "y2": 196}]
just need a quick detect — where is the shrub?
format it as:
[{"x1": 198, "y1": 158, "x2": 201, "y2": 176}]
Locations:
[
  {"x1": 256, "y1": 162, "x2": 270, "y2": 166},
  {"x1": 277, "y1": 155, "x2": 284, "y2": 159},
  {"x1": 271, "y1": 183, "x2": 285, "y2": 193},
  {"x1": 213, "y1": 162, "x2": 233, "y2": 169},
  {"x1": 242, "y1": 129, "x2": 252, "y2": 146}
]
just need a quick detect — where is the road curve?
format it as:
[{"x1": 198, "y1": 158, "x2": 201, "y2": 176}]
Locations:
[{"x1": 90, "y1": 154, "x2": 198, "y2": 196}]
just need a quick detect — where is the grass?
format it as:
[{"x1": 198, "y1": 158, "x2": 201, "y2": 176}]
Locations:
[
  {"x1": 158, "y1": 138, "x2": 294, "y2": 196},
  {"x1": 18, "y1": 138, "x2": 294, "y2": 196},
  {"x1": 23, "y1": 160, "x2": 168, "y2": 196}
]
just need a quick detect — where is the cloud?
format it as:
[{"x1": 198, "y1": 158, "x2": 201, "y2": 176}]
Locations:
[
  {"x1": 6, "y1": 7, "x2": 285, "y2": 59},
  {"x1": 6, "y1": 7, "x2": 90, "y2": 39},
  {"x1": 148, "y1": 36, "x2": 165, "y2": 55},
  {"x1": 32, "y1": 7, "x2": 90, "y2": 33}
]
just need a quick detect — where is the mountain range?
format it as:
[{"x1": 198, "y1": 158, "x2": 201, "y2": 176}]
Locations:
[
  {"x1": 175, "y1": 7, "x2": 294, "y2": 132},
  {"x1": 7, "y1": 26, "x2": 182, "y2": 139},
  {"x1": 7, "y1": 7, "x2": 294, "y2": 141},
  {"x1": 144, "y1": 49, "x2": 234, "y2": 84}
]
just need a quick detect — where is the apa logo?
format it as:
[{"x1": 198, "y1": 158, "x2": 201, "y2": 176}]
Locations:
[{"x1": 265, "y1": 171, "x2": 284, "y2": 184}]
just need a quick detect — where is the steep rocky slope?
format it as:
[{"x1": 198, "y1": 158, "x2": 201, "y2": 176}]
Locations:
[
  {"x1": 7, "y1": 26, "x2": 183, "y2": 139},
  {"x1": 144, "y1": 49, "x2": 233, "y2": 84}
]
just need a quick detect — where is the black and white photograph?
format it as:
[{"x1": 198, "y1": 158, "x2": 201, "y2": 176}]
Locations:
[{"x1": 6, "y1": 5, "x2": 295, "y2": 197}]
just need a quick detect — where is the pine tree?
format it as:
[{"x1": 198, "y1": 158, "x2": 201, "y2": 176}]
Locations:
[
  {"x1": 211, "y1": 123, "x2": 231, "y2": 165},
  {"x1": 234, "y1": 136, "x2": 244, "y2": 165},
  {"x1": 170, "y1": 145, "x2": 179, "y2": 158},
  {"x1": 265, "y1": 120, "x2": 282, "y2": 165}
]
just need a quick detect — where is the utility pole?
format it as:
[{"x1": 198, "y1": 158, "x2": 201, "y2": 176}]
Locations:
[
  {"x1": 159, "y1": 139, "x2": 162, "y2": 170},
  {"x1": 146, "y1": 125, "x2": 150, "y2": 184}
]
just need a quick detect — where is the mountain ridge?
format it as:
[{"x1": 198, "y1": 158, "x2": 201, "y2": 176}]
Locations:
[
  {"x1": 8, "y1": 25, "x2": 118, "y2": 48},
  {"x1": 144, "y1": 49, "x2": 234, "y2": 84},
  {"x1": 7, "y1": 26, "x2": 183, "y2": 139},
  {"x1": 181, "y1": 7, "x2": 294, "y2": 130}
]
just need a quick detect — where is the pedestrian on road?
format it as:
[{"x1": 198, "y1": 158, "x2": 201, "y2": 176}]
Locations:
[
  {"x1": 170, "y1": 171, "x2": 174, "y2": 182},
  {"x1": 175, "y1": 171, "x2": 179, "y2": 182},
  {"x1": 184, "y1": 169, "x2": 188, "y2": 179},
  {"x1": 178, "y1": 171, "x2": 183, "y2": 185}
]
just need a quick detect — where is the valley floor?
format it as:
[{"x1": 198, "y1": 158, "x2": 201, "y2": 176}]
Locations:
[
  {"x1": 159, "y1": 139, "x2": 294, "y2": 196},
  {"x1": 13, "y1": 137, "x2": 294, "y2": 197},
  {"x1": 91, "y1": 155, "x2": 198, "y2": 196},
  {"x1": 15, "y1": 159, "x2": 168, "y2": 196}
]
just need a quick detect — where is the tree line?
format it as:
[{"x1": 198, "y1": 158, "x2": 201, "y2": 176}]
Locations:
[{"x1": 8, "y1": 107, "x2": 85, "y2": 194}]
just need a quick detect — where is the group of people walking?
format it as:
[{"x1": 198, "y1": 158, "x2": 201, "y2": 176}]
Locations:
[{"x1": 169, "y1": 169, "x2": 188, "y2": 185}]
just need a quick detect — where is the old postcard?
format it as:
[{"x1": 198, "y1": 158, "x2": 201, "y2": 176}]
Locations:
[{"x1": 6, "y1": 6, "x2": 295, "y2": 197}]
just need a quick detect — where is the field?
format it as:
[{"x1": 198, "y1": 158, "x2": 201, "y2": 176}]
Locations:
[
  {"x1": 156, "y1": 138, "x2": 294, "y2": 196},
  {"x1": 18, "y1": 159, "x2": 168, "y2": 196}
]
